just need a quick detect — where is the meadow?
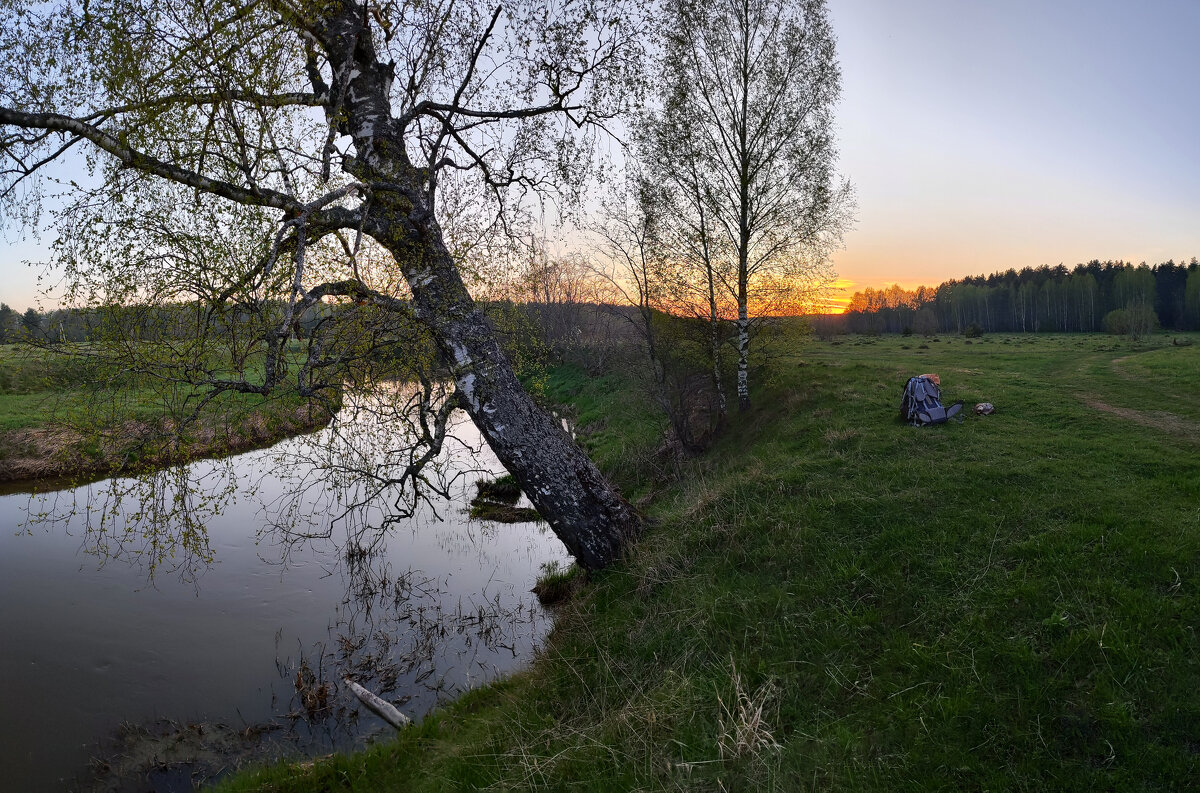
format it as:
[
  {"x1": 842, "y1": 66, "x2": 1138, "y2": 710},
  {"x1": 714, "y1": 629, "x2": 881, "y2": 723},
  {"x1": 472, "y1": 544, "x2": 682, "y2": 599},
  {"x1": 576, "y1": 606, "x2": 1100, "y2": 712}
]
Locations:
[
  {"x1": 206, "y1": 330, "x2": 1197, "y2": 790},
  {"x1": 0, "y1": 344, "x2": 333, "y2": 483}
]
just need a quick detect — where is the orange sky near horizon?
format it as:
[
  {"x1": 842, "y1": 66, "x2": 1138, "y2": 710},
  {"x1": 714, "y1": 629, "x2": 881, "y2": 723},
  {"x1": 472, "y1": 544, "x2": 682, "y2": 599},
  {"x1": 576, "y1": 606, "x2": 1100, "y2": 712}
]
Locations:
[
  {"x1": 819, "y1": 277, "x2": 858, "y2": 314},
  {"x1": 5, "y1": 2, "x2": 1200, "y2": 318},
  {"x1": 822, "y1": 0, "x2": 1200, "y2": 315}
]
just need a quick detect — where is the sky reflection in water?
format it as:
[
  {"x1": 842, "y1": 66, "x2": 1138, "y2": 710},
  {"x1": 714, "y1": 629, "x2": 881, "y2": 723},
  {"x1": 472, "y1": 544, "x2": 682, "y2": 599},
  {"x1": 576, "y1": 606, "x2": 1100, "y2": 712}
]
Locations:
[{"x1": 0, "y1": 387, "x2": 570, "y2": 792}]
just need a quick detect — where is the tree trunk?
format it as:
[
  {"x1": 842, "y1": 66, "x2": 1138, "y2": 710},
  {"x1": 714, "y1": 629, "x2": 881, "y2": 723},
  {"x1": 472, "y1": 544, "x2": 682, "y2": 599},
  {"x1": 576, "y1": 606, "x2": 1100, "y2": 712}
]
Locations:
[
  {"x1": 313, "y1": 4, "x2": 641, "y2": 571},
  {"x1": 709, "y1": 284, "x2": 727, "y2": 419},
  {"x1": 375, "y1": 208, "x2": 641, "y2": 571},
  {"x1": 736, "y1": 1, "x2": 753, "y2": 414},
  {"x1": 736, "y1": 305, "x2": 750, "y2": 413}
]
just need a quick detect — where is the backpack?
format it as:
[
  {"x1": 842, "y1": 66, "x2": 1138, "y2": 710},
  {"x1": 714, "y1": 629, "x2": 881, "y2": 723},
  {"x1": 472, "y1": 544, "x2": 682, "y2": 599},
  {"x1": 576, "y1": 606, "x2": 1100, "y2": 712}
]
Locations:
[{"x1": 900, "y1": 376, "x2": 963, "y2": 426}]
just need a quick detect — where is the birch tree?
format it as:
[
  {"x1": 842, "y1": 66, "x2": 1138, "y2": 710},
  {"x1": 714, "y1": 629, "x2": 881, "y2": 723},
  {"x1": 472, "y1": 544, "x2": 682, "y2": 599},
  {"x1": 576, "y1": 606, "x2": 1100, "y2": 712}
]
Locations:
[
  {"x1": 649, "y1": 0, "x2": 851, "y2": 411},
  {"x1": 0, "y1": 0, "x2": 645, "y2": 570}
]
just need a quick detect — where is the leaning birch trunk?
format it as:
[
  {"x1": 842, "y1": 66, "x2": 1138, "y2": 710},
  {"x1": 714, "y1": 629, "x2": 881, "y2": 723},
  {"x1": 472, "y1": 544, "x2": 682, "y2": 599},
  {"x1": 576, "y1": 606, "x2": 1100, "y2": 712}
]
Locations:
[
  {"x1": 312, "y1": 7, "x2": 642, "y2": 572},
  {"x1": 0, "y1": 3, "x2": 646, "y2": 570},
  {"x1": 385, "y1": 212, "x2": 642, "y2": 570}
]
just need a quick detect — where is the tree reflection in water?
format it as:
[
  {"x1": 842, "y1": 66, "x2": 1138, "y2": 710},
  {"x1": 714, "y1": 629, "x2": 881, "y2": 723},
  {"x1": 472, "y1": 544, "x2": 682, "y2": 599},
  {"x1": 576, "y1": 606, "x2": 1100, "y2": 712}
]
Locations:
[
  {"x1": 12, "y1": 379, "x2": 563, "y2": 789},
  {"x1": 262, "y1": 377, "x2": 490, "y2": 558},
  {"x1": 22, "y1": 378, "x2": 499, "y2": 585},
  {"x1": 23, "y1": 461, "x2": 237, "y2": 586},
  {"x1": 274, "y1": 553, "x2": 551, "y2": 742}
]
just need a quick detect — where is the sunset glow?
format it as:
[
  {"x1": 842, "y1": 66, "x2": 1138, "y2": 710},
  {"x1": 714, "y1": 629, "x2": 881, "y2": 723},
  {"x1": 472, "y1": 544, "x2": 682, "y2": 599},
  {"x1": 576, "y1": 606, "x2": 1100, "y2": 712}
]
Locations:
[
  {"x1": 818, "y1": 277, "x2": 859, "y2": 314},
  {"x1": 826, "y1": 0, "x2": 1200, "y2": 304},
  {"x1": 4, "y1": 2, "x2": 1200, "y2": 316}
]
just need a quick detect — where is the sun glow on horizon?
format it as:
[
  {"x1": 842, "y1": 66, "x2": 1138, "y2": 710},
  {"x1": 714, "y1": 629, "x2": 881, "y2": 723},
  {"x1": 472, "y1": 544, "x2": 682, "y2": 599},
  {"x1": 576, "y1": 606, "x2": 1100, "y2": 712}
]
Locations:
[{"x1": 819, "y1": 277, "x2": 859, "y2": 314}]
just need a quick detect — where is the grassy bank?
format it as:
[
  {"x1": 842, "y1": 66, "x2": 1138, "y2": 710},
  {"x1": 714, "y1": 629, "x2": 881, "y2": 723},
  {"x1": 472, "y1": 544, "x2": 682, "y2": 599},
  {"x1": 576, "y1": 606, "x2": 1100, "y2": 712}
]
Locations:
[
  {"x1": 218, "y1": 331, "x2": 1199, "y2": 791},
  {"x1": 0, "y1": 345, "x2": 335, "y2": 485}
]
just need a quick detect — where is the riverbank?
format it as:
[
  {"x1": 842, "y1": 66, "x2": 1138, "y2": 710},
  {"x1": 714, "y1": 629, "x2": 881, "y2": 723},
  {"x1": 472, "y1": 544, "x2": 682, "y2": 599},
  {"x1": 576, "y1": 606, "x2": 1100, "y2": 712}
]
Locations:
[
  {"x1": 209, "y1": 332, "x2": 1199, "y2": 790},
  {"x1": 0, "y1": 400, "x2": 334, "y2": 485},
  {"x1": 0, "y1": 389, "x2": 563, "y2": 793},
  {"x1": 0, "y1": 345, "x2": 336, "y2": 486}
]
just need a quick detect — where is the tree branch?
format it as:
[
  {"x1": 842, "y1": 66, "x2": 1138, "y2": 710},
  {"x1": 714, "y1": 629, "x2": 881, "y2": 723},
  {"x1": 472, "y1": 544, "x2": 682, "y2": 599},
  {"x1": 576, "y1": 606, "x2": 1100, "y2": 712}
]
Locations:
[
  {"x1": 78, "y1": 91, "x2": 325, "y2": 125},
  {"x1": 0, "y1": 106, "x2": 309, "y2": 213}
]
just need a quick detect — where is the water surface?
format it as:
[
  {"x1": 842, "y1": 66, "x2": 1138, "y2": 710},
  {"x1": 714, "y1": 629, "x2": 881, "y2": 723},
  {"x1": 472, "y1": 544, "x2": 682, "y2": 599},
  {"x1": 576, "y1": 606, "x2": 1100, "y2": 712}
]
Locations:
[{"x1": 0, "y1": 392, "x2": 568, "y2": 792}]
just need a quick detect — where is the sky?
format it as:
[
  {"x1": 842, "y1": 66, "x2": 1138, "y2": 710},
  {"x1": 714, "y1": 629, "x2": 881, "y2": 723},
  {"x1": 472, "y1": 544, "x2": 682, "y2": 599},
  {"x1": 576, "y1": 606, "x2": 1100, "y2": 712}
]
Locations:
[
  {"x1": 824, "y1": 0, "x2": 1200, "y2": 310},
  {"x1": 3, "y1": 0, "x2": 1200, "y2": 312}
]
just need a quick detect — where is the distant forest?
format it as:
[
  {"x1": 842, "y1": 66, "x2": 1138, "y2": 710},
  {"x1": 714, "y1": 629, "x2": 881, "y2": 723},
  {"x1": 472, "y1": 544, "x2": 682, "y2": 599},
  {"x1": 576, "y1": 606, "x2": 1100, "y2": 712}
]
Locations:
[
  {"x1": 0, "y1": 301, "x2": 338, "y2": 345},
  {"x1": 7, "y1": 258, "x2": 1200, "y2": 345},
  {"x1": 840, "y1": 260, "x2": 1200, "y2": 335}
]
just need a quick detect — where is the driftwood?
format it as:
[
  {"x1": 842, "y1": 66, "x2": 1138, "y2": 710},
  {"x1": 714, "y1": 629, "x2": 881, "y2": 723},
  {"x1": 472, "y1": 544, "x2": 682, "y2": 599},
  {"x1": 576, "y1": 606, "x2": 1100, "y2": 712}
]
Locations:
[{"x1": 342, "y1": 677, "x2": 410, "y2": 729}]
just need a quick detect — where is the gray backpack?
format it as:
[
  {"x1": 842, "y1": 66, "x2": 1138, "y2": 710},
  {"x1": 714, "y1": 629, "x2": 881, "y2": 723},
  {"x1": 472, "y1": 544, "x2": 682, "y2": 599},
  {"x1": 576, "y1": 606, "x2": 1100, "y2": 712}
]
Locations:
[{"x1": 900, "y1": 376, "x2": 963, "y2": 426}]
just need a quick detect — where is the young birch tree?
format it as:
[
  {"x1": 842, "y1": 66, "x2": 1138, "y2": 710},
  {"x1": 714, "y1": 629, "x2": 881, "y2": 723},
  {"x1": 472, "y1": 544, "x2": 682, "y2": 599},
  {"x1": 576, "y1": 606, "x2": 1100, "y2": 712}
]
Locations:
[
  {"x1": 648, "y1": 0, "x2": 851, "y2": 411},
  {"x1": 0, "y1": 0, "x2": 646, "y2": 570}
]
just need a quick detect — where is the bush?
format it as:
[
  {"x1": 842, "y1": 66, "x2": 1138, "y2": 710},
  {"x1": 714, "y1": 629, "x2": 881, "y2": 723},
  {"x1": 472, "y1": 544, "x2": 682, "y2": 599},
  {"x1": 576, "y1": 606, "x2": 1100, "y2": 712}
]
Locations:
[
  {"x1": 1103, "y1": 308, "x2": 1130, "y2": 336},
  {"x1": 1104, "y1": 303, "x2": 1159, "y2": 340},
  {"x1": 963, "y1": 323, "x2": 983, "y2": 338},
  {"x1": 644, "y1": 311, "x2": 725, "y2": 455}
]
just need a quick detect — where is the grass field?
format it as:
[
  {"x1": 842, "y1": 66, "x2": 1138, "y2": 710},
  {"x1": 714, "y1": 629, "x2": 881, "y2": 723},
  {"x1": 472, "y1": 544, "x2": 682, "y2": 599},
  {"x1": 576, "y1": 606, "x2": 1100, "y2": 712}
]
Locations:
[
  {"x1": 218, "y1": 331, "x2": 1200, "y2": 791},
  {"x1": 0, "y1": 344, "x2": 334, "y2": 482}
]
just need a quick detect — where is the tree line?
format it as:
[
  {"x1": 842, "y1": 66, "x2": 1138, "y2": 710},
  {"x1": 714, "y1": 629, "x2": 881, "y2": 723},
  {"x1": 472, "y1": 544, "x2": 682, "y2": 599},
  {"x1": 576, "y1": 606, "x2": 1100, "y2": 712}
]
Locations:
[
  {"x1": 841, "y1": 260, "x2": 1200, "y2": 335},
  {"x1": 0, "y1": 304, "x2": 46, "y2": 343},
  {"x1": 1, "y1": 301, "x2": 344, "y2": 345}
]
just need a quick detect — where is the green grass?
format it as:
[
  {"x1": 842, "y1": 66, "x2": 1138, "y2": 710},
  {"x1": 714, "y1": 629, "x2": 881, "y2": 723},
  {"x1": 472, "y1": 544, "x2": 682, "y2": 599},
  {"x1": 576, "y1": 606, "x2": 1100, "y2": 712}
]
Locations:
[
  {"x1": 217, "y1": 331, "x2": 1200, "y2": 792},
  {"x1": 0, "y1": 344, "x2": 262, "y2": 430},
  {"x1": 540, "y1": 361, "x2": 669, "y2": 499},
  {"x1": 0, "y1": 344, "x2": 333, "y2": 476},
  {"x1": 475, "y1": 473, "x2": 524, "y2": 504},
  {"x1": 0, "y1": 344, "x2": 104, "y2": 431},
  {"x1": 532, "y1": 560, "x2": 586, "y2": 606}
]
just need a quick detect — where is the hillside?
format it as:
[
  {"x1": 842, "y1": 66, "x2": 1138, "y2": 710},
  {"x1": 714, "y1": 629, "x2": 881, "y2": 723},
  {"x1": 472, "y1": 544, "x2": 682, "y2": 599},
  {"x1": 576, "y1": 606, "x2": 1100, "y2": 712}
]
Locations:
[{"x1": 219, "y1": 331, "x2": 1200, "y2": 792}]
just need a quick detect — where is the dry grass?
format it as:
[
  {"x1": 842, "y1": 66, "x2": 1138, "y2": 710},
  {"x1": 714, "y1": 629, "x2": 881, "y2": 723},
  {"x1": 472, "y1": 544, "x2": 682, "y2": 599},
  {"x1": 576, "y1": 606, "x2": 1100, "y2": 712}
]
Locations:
[
  {"x1": 717, "y1": 659, "x2": 781, "y2": 762},
  {"x1": 1080, "y1": 396, "x2": 1200, "y2": 444}
]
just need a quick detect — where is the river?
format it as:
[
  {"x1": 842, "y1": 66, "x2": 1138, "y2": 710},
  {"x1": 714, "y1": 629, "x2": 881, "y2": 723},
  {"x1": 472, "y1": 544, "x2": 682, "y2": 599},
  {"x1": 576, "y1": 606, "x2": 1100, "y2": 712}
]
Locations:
[{"x1": 0, "y1": 387, "x2": 570, "y2": 792}]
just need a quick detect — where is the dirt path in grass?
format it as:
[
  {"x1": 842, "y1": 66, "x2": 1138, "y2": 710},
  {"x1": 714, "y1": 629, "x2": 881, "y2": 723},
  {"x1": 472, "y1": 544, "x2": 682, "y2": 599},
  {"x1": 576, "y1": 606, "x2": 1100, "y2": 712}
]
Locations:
[{"x1": 1079, "y1": 396, "x2": 1200, "y2": 444}]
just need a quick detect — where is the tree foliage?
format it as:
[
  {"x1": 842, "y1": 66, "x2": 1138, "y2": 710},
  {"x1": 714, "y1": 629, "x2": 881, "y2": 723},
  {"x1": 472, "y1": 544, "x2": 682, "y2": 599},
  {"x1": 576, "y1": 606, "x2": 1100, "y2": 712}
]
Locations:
[
  {"x1": 592, "y1": 173, "x2": 725, "y2": 457},
  {"x1": 0, "y1": 0, "x2": 649, "y2": 569},
  {"x1": 640, "y1": 0, "x2": 850, "y2": 411}
]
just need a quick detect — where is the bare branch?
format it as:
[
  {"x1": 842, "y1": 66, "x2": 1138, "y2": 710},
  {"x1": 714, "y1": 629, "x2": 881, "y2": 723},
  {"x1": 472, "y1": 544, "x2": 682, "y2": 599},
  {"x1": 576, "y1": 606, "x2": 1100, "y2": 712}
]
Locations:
[{"x1": 0, "y1": 106, "x2": 306, "y2": 213}]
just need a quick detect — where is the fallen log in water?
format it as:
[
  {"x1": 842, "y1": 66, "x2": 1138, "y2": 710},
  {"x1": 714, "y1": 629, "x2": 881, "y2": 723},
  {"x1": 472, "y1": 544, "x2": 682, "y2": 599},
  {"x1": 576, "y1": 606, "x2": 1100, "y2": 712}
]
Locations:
[{"x1": 342, "y1": 677, "x2": 410, "y2": 729}]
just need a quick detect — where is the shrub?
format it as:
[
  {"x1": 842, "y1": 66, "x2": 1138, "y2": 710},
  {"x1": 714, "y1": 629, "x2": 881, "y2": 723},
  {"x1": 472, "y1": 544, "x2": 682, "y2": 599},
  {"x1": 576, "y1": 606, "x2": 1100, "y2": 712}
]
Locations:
[
  {"x1": 1104, "y1": 303, "x2": 1159, "y2": 340},
  {"x1": 1103, "y1": 308, "x2": 1130, "y2": 336},
  {"x1": 963, "y1": 323, "x2": 983, "y2": 338}
]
